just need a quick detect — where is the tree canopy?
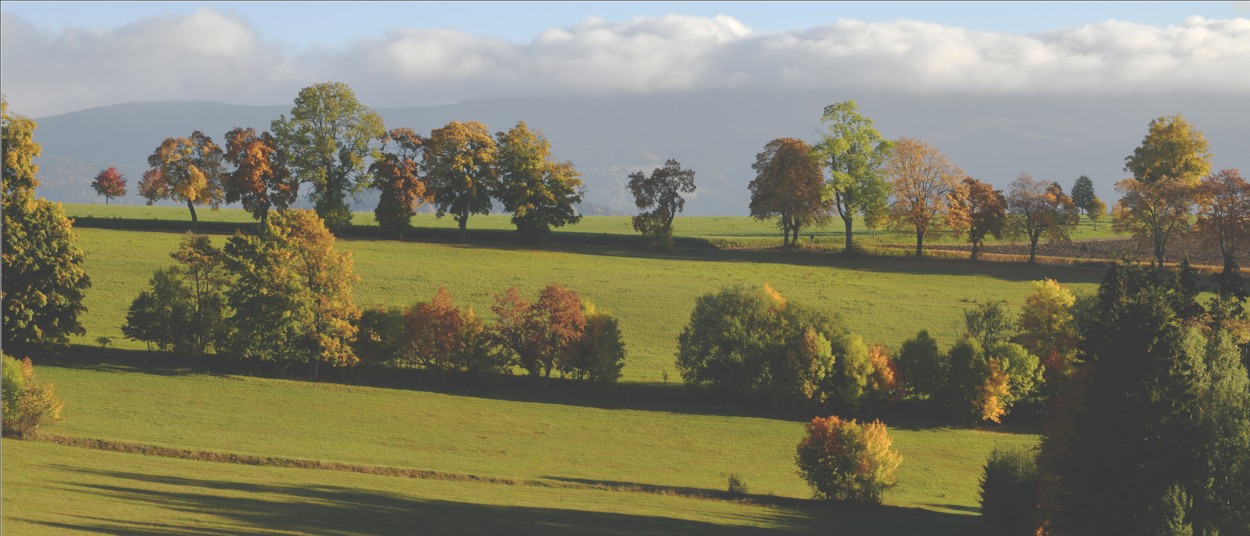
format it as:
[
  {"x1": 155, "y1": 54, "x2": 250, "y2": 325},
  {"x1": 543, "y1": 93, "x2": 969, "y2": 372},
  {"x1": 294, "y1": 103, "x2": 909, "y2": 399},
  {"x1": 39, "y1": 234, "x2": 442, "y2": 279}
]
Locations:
[
  {"x1": 627, "y1": 159, "x2": 696, "y2": 250},
  {"x1": 813, "y1": 100, "x2": 893, "y2": 252},
  {"x1": 424, "y1": 120, "x2": 498, "y2": 241},
  {"x1": 494, "y1": 121, "x2": 585, "y2": 243},
  {"x1": 749, "y1": 137, "x2": 831, "y2": 250}
]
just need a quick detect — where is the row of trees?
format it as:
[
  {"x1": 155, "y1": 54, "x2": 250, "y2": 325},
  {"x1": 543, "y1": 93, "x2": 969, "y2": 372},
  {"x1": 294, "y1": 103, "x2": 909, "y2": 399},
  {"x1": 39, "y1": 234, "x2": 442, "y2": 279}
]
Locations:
[
  {"x1": 134, "y1": 82, "x2": 586, "y2": 243},
  {"x1": 122, "y1": 222, "x2": 626, "y2": 389},
  {"x1": 748, "y1": 104, "x2": 1246, "y2": 275}
]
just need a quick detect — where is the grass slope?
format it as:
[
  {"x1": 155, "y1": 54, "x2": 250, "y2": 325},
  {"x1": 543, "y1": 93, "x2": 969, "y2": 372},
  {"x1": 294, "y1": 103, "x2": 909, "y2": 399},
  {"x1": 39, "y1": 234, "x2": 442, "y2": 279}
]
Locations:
[
  {"x1": 72, "y1": 227, "x2": 1106, "y2": 382},
  {"x1": 2, "y1": 439, "x2": 977, "y2": 535},
  {"x1": 33, "y1": 363, "x2": 1036, "y2": 515}
]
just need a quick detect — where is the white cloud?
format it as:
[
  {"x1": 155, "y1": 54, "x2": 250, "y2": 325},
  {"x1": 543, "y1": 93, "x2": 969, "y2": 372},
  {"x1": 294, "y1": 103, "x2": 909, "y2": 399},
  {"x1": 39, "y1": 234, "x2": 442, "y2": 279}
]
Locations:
[{"x1": 3, "y1": 8, "x2": 1248, "y2": 117}]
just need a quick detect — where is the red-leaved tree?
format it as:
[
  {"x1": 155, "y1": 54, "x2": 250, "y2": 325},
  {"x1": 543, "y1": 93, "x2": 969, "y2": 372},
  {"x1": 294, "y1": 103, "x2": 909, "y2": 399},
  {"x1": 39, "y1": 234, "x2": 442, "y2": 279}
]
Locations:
[{"x1": 90, "y1": 167, "x2": 127, "y2": 204}]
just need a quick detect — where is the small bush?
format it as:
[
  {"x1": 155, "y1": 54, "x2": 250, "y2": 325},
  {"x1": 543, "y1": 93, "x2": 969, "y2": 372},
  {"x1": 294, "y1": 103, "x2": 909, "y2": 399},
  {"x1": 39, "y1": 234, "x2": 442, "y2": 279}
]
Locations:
[
  {"x1": 727, "y1": 473, "x2": 749, "y2": 496},
  {"x1": 796, "y1": 415, "x2": 902, "y2": 505},
  {"x1": 568, "y1": 306, "x2": 627, "y2": 392},
  {"x1": 979, "y1": 446, "x2": 1040, "y2": 536},
  {"x1": 2, "y1": 355, "x2": 64, "y2": 437}
]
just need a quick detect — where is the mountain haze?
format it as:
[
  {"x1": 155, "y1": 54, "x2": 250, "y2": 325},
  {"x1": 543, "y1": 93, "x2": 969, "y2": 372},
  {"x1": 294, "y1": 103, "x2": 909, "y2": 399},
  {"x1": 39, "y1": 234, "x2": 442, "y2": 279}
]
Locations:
[{"x1": 29, "y1": 91, "x2": 1250, "y2": 216}]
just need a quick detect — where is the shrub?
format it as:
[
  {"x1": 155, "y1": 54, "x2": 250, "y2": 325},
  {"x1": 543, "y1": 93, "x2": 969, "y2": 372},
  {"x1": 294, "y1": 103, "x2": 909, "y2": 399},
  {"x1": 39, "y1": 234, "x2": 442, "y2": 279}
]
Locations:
[
  {"x1": 827, "y1": 334, "x2": 873, "y2": 411},
  {"x1": 353, "y1": 306, "x2": 406, "y2": 367},
  {"x1": 404, "y1": 287, "x2": 471, "y2": 379},
  {"x1": 727, "y1": 473, "x2": 749, "y2": 496},
  {"x1": 795, "y1": 415, "x2": 902, "y2": 505},
  {"x1": 895, "y1": 330, "x2": 947, "y2": 399},
  {"x1": 979, "y1": 446, "x2": 1040, "y2": 536},
  {"x1": 1, "y1": 355, "x2": 64, "y2": 437}
]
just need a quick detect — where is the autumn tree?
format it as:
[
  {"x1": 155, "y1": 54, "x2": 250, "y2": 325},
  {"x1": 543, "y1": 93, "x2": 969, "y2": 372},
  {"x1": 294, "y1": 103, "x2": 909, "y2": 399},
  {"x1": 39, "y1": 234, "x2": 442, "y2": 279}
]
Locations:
[
  {"x1": 494, "y1": 121, "x2": 585, "y2": 243},
  {"x1": 221, "y1": 210, "x2": 360, "y2": 378},
  {"x1": 812, "y1": 100, "x2": 893, "y2": 252},
  {"x1": 90, "y1": 166, "x2": 127, "y2": 204},
  {"x1": 1006, "y1": 173, "x2": 1077, "y2": 263},
  {"x1": 1087, "y1": 196, "x2": 1107, "y2": 229},
  {"x1": 425, "y1": 120, "x2": 497, "y2": 241},
  {"x1": 272, "y1": 82, "x2": 385, "y2": 231},
  {"x1": 627, "y1": 159, "x2": 696, "y2": 250},
  {"x1": 369, "y1": 128, "x2": 429, "y2": 236},
  {"x1": 1, "y1": 355, "x2": 64, "y2": 438},
  {"x1": 223, "y1": 127, "x2": 297, "y2": 225},
  {"x1": 403, "y1": 287, "x2": 470, "y2": 380},
  {"x1": 491, "y1": 285, "x2": 587, "y2": 385},
  {"x1": 2, "y1": 99, "x2": 91, "y2": 350},
  {"x1": 1016, "y1": 278, "x2": 1078, "y2": 387},
  {"x1": 884, "y1": 138, "x2": 963, "y2": 257},
  {"x1": 1124, "y1": 115, "x2": 1212, "y2": 186},
  {"x1": 1195, "y1": 169, "x2": 1250, "y2": 284},
  {"x1": 795, "y1": 416, "x2": 903, "y2": 505},
  {"x1": 949, "y1": 177, "x2": 1007, "y2": 261},
  {"x1": 143, "y1": 131, "x2": 226, "y2": 227},
  {"x1": 1113, "y1": 177, "x2": 1195, "y2": 267},
  {"x1": 1114, "y1": 115, "x2": 1212, "y2": 268},
  {"x1": 749, "y1": 138, "x2": 831, "y2": 250}
]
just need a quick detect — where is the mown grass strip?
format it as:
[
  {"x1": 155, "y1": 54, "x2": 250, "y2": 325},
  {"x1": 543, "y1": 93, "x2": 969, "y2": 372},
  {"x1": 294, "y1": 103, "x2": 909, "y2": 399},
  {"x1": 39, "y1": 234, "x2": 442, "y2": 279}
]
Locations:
[{"x1": 27, "y1": 433, "x2": 818, "y2": 508}]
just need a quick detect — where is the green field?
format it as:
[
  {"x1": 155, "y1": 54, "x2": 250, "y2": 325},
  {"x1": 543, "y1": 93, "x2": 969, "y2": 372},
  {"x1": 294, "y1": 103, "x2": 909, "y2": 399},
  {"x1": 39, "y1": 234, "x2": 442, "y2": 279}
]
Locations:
[
  {"x1": 3, "y1": 361, "x2": 1036, "y2": 534},
  {"x1": 6, "y1": 206, "x2": 1102, "y2": 534},
  {"x1": 70, "y1": 225, "x2": 1106, "y2": 382}
]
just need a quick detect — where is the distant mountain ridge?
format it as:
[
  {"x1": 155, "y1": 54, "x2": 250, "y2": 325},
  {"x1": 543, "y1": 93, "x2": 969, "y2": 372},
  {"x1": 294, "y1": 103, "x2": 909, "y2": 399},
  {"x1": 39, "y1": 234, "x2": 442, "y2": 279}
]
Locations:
[{"x1": 28, "y1": 91, "x2": 1250, "y2": 216}]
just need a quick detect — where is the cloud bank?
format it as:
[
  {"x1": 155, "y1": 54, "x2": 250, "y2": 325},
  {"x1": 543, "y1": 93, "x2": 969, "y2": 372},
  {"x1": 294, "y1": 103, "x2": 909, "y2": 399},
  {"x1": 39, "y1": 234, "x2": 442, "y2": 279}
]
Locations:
[{"x1": 3, "y1": 8, "x2": 1249, "y2": 117}]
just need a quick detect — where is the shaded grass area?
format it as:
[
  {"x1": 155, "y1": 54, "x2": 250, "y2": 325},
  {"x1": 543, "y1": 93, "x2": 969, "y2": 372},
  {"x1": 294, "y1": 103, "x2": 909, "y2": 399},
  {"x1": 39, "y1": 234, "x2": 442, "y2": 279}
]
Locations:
[
  {"x1": 3, "y1": 439, "x2": 977, "y2": 535},
  {"x1": 33, "y1": 361, "x2": 1038, "y2": 514},
  {"x1": 70, "y1": 226, "x2": 1107, "y2": 382}
]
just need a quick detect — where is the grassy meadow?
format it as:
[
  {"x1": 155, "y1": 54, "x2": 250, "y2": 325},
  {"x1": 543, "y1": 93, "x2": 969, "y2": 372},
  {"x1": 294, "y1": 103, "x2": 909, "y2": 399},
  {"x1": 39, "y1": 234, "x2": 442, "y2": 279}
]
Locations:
[{"x1": 5, "y1": 203, "x2": 1114, "y2": 534}]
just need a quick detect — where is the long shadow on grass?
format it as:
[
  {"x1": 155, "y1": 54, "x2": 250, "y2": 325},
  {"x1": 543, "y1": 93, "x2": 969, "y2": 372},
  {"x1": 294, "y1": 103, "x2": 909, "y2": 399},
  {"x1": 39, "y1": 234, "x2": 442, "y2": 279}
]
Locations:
[{"x1": 38, "y1": 467, "x2": 976, "y2": 535}]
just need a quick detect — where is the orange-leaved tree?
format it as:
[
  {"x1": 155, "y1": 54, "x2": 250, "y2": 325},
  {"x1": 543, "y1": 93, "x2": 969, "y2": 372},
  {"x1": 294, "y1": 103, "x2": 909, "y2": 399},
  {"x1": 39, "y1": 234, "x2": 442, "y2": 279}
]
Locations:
[
  {"x1": 491, "y1": 284, "x2": 587, "y2": 385},
  {"x1": 370, "y1": 128, "x2": 430, "y2": 236},
  {"x1": 1195, "y1": 169, "x2": 1250, "y2": 289},
  {"x1": 90, "y1": 166, "x2": 127, "y2": 204},
  {"x1": 143, "y1": 131, "x2": 226, "y2": 227},
  {"x1": 949, "y1": 177, "x2": 1007, "y2": 261},
  {"x1": 795, "y1": 415, "x2": 903, "y2": 505},
  {"x1": 404, "y1": 287, "x2": 470, "y2": 380},
  {"x1": 1006, "y1": 173, "x2": 1077, "y2": 263},
  {"x1": 425, "y1": 120, "x2": 497, "y2": 241},
  {"x1": 885, "y1": 137, "x2": 963, "y2": 257},
  {"x1": 223, "y1": 127, "x2": 297, "y2": 225}
]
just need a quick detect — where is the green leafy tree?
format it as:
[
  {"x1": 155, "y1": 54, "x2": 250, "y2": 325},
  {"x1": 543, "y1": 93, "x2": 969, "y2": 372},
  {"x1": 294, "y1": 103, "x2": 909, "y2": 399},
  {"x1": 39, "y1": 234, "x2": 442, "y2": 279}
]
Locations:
[
  {"x1": 627, "y1": 159, "x2": 696, "y2": 250},
  {"x1": 1017, "y1": 279, "x2": 1078, "y2": 386},
  {"x1": 1190, "y1": 326, "x2": 1250, "y2": 534},
  {"x1": 221, "y1": 210, "x2": 360, "y2": 378},
  {"x1": 2, "y1": 100, "x2": 91, "y2": 350},
  {"x1": 353, "y1": 306, "x2": 406, "y2": 367},
  {"x1": 812, "y1": 100, "x2": 894, "y2": 252},
  {"x1": 369, "y1": 128, "x2": 430, "y2": 236},
  {"x1": 425, "y1": 121, "x2": 497, "y2": 241},
  {"x1": 271, "y1": 82, "x2": 385, "y2": 231},
  {"x1": 568, "y1": 304, "x2": 627, "y2": 392},
  {"x1": 749, "y1": 138, "x2": 832, "y2": 250},
  {"x1": 894, "y1": 330, "x2": 946, "y2": 400},
  {"x1": 1040, "y1": 264, "x2": 1212, "y2": 535},
  {"x1": 122, "y1": 234, "x2": 229, "y2": 356},
  {"x1": 964, "y1": 301, "x2": 1014, "y2": 350},
  {"x1": 979, "y1": 447, "x2": 1041, "y2": 536},
  {"x1": 1071, "y1": 175, "x2": 1096, "y2": 217},
  {"x1": 495, "y1": 121, "x2": 585, "y2": 243},
  {"x1": 143, "y1": 131, "x2": 227, "y2": 227}
]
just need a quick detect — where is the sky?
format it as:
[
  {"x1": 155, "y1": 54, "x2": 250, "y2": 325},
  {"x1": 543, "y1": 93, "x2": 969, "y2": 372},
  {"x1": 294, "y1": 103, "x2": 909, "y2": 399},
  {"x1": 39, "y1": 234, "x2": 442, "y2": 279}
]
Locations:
[{"x1": 3, "y1": 1, "x2": 1250, "y2": 117}]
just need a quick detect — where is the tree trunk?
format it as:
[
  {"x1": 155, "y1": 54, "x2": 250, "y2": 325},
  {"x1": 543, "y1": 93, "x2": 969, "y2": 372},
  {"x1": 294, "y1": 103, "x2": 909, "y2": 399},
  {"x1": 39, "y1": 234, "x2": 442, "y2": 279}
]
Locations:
[
  {"x1": 970, "y1": 241, "x2": 981, "y2": 261},
  {"x1": 1154, "y1": 241, "x2": 1166, "y2": 269},
  {"x1": 259, "y1": 207, "x2": 268, "y2": 226},
  {"x1": 843, "y1": 215, "x2": 854, "y2": 252},
  {"x1": 105, "y1": 197, "x2": 110, "y2": 205},
  {"x1": 312, "y1": 359, "x2": 320, "y2": 381},
  {"x1": 781, "y1": 220, "x2": 791, "y2": 250},
  {"x1": 187, "y1": 200, "x2": 198, "y2": 229},
  {"x1": 459, "y1": 209, "x2": 469, "y2": 242},
  {"x1": 915, "y1": 229, "x2": 925, "y2": 257},
  {"x1": 1029, "y1": 238, "x2": 1039, "y2": 264},
  {"x1": 792, "y1": 223, "x2": 801, "y2": 251}
]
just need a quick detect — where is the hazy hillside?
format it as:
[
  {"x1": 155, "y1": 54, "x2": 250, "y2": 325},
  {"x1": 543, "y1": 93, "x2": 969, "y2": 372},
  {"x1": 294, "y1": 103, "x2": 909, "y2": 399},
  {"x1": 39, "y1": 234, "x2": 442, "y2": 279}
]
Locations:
[{"x1": 30, "y1": 91, "x2": 1250, "y2": 215}]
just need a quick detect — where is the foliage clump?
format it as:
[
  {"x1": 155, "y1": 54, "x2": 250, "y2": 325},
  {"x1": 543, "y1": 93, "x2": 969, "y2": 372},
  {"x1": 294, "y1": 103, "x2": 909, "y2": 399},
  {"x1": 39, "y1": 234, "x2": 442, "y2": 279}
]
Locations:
[
  {"x1": 2, "y1": 355, "x2": 64, "y2": 438},
  {"x1": 795, "y1": 415, "x2": 902, "y2": 505}
]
